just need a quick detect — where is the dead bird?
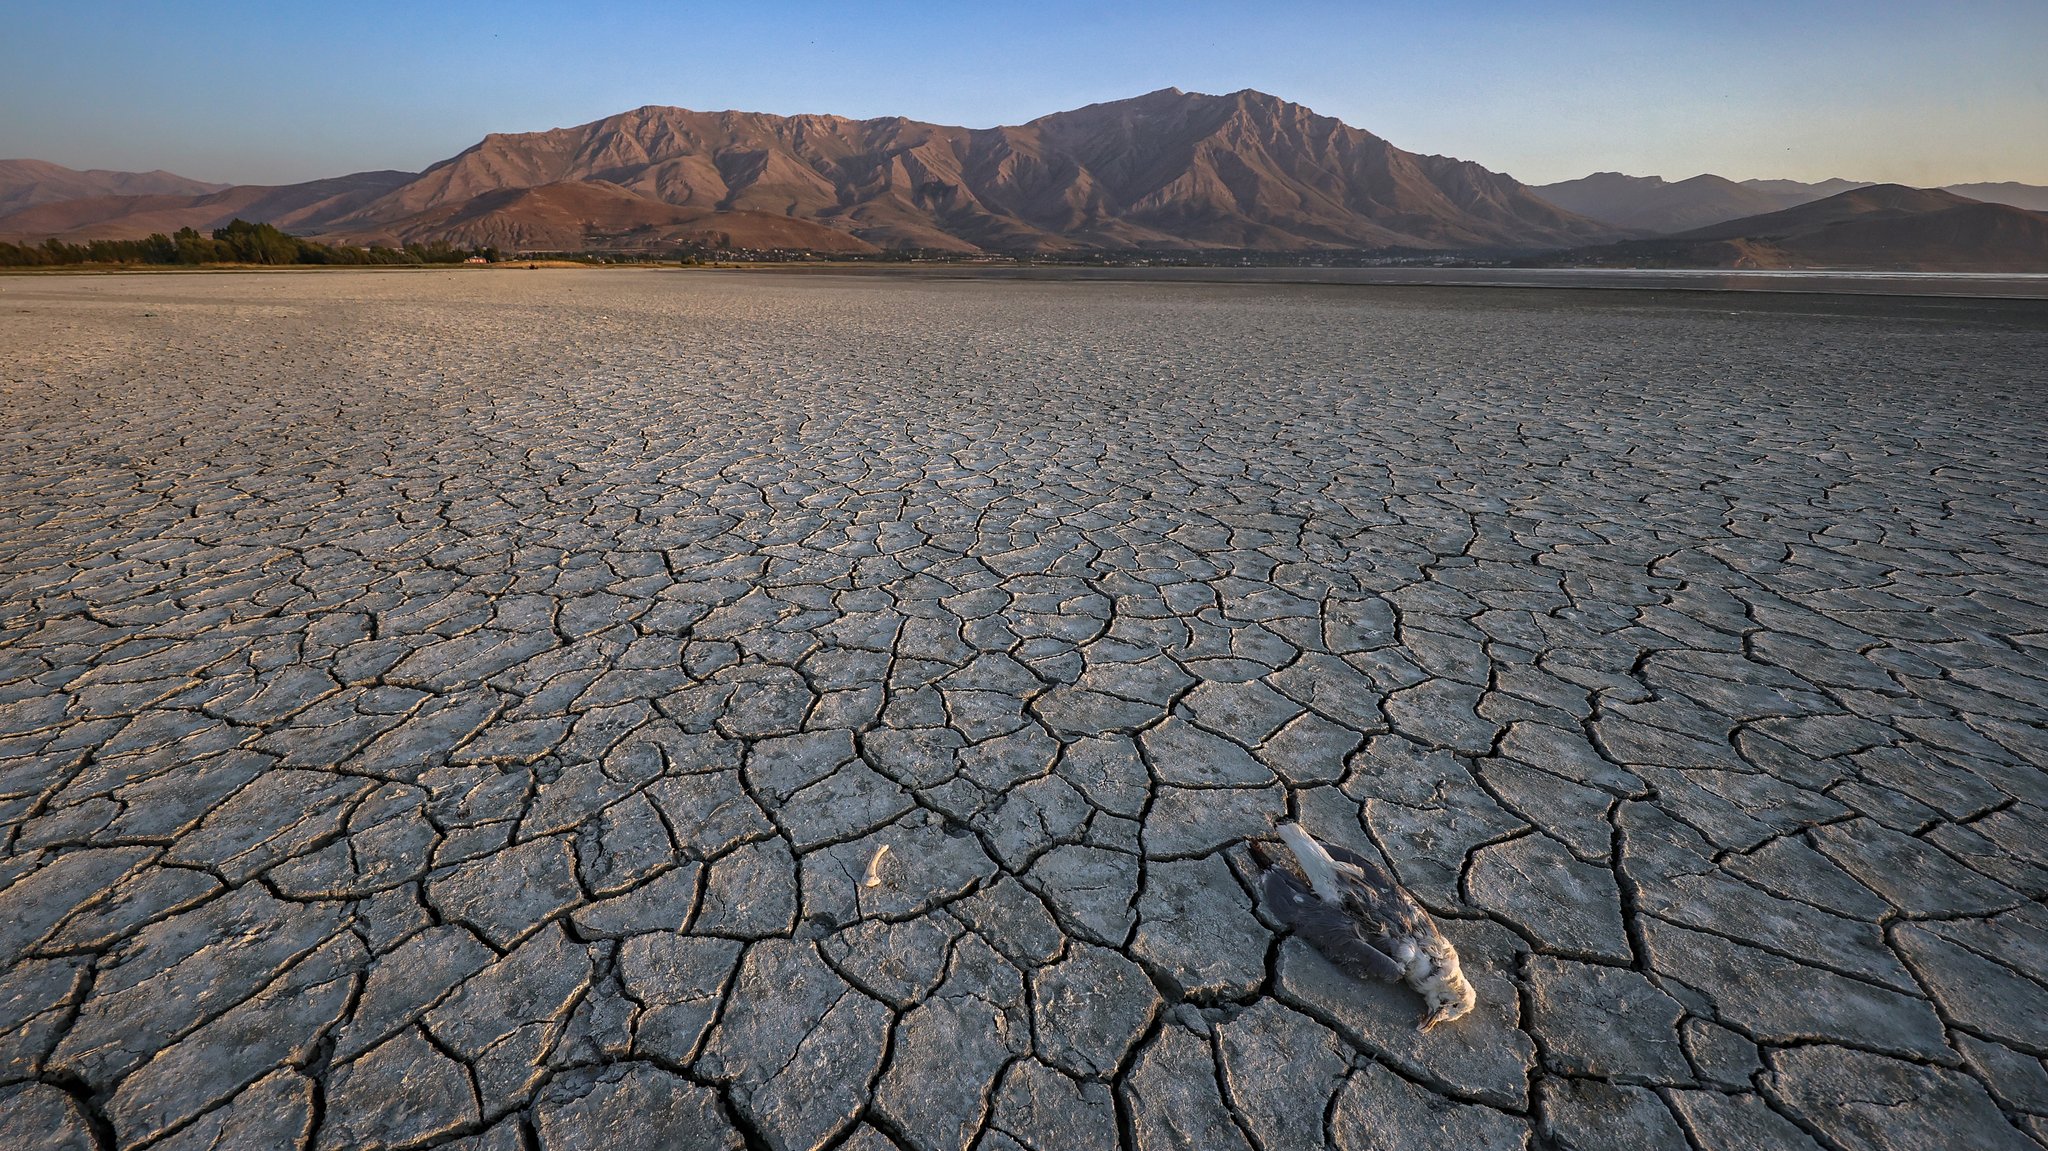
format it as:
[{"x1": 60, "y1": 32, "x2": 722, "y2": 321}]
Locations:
[{"x1": 1250, "y1": 822, "x2": 1476, "y2": 1031}]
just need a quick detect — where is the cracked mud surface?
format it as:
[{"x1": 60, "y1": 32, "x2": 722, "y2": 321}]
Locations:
[{"x1": 1, "y1": 270, "x2": 2044, "y2": 1151}]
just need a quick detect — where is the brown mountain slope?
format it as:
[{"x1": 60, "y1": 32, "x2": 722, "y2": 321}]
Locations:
[
  {"x1": 0, "y1": 170, "x2": 416, "y2": 243},
  {"x1": 319, "y1": 88, "x2": 1618, "y2": 253},
  {"x1": 1541, "y1": 185, "x2": 2048, "y2": 271},
  {"x1": 0, "y1": 159, "x2": 228, "y2": 216},
  {"x1": 333, "y1": 180, "x2": 877, "y2": 253},
  {"x1": 1017, "y1": 88, "x2": 1605, "y2": 249}
]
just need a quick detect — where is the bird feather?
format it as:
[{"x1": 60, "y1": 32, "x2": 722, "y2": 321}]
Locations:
[
  {"x1": 1261, "y1": 869, "x2": 1406, "y2": 982},
  {"x1": 1320, "y1": 840, "x2": 1430, "y2": 939}
]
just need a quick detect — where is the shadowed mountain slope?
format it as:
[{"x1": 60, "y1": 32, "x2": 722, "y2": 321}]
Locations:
[{"x1": 1671, "y1": 184, "x2": 1982, "y2": 240}]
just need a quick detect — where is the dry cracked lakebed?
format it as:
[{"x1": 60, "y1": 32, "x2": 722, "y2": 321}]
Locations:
[{"x1": 1, "y1": 269, "x2": 2045, "y2": 1150}]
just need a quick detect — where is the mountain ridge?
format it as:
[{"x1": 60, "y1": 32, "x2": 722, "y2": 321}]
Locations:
[
  {"x1": 1, "y1": 89, "x2": 1619, "y2": 253},
  {"x1": 8, "y1": 95, "x2": 2043, "y2": 265}
]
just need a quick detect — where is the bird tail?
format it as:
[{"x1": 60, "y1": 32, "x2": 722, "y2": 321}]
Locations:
[{"x1": 1275, "y1": 823, "x2": 1344, "y2": 904}]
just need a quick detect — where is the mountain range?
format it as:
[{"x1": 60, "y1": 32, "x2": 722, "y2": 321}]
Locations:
[
  {"x1": 1541, "y1": 185, "x2": 2048, "y2": 272},
  {"x1": 3, "y1": 88, "x2": 2045, "y2": 269},
  {"x1": 1, "y1": 89, "x2": 1616, "y2": 253},
  {"x1": 1532, "y1": 172, "x2": 2048, "y2": 235}
]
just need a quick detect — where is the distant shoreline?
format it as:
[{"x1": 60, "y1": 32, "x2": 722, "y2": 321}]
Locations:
[
  {"x1": 5, "y1": 261, "x2": 2046, "y2": 301},
  {"x1": 685, "y1": 263, "x2": 2048, "y2": 301}
]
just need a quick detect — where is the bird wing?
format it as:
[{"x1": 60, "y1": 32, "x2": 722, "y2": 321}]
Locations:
[
  {"x1": 1323, "y1": 841, "x2": 1430, "y2": 937},
  {"x1": 1260, "y1": 869, "x2": 1406, "y2": 983}
]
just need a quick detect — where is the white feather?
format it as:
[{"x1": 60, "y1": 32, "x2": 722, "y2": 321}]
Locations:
[{"x1": 1275, "y1": 823, "x2": 1347, "y2": 904}]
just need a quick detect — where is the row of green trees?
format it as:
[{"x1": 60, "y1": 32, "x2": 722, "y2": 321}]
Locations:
[{"x1": 0, "y1": 220, "x2": 495, "y2": 267}]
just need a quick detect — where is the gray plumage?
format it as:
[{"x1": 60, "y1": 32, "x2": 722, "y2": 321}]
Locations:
[{"x1": 1251, "y1": 822, "x2": 1477, "y2": 1030}]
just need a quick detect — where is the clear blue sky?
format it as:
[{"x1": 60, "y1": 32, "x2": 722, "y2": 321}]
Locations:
[{"x1": 5, "y1": 0, "x2": 2043, "y2": 187}]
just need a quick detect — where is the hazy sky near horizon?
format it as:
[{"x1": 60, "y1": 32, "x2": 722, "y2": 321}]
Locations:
[{"x1": 5, "y1": 0, "x2": 2043, "y2": 187}]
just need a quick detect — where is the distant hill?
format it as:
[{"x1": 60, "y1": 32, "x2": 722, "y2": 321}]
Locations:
[
  {"x1": 1737, "y1": 177, "x2": 1871, "y2": 199},
  {"x1": 1541, "y1": 171, "x2": 2048, "y2": 235},
  {"x1": 1532, "y1": 172, "x2": 1821, "y2": 235},
  {"x1": 1539, "y1": 184, "x2": 2048, "y2": 272},
  {"x1": 1943, "y1": 181, "x2": 2048, "y2": 213},
  {"x1": 0, "y1": 159, "x2": 228, "y2": 216},
  {"x1": 0, "y1": 171, "x2": 416, "y2": 244},
  {"x1": 0, "y1": 89, "x2": 1616, "y2": 254},
  {"x1": 1669, "y1": 184, "x2": 1970, "y2": 241}
]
